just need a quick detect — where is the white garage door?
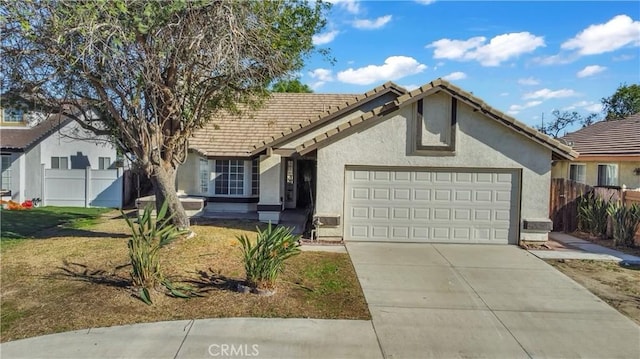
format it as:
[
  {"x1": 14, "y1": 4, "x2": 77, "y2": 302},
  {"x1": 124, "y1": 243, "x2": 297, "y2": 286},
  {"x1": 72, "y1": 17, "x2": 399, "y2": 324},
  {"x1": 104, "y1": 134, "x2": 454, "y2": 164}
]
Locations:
[{"x1": 344, "y1": 168, "x2": 520, "y2": 244}]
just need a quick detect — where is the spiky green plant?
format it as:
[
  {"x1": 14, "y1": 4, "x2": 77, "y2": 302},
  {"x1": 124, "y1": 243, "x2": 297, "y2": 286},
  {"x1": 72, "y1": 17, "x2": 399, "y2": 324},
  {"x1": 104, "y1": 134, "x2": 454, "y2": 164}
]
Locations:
[
  {"x1": 123, "y1": 200, "x2": 187, "y2": 304},
  {"x1": 577, "y1": 191, "x2": 610, "y2": 238},
  {"x1": 237, "y1": 223, "x2": 301, "y2": 290},
  {"x1": 607, "y1": 202, "x2": 640, "y2": 248}
]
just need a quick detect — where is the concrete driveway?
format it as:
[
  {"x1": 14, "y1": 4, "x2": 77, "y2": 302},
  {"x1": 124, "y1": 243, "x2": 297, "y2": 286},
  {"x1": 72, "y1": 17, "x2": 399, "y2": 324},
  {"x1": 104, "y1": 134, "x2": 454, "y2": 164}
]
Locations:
[{"x1": 347, "y1": 242, "x2": 640, "y2": 359}]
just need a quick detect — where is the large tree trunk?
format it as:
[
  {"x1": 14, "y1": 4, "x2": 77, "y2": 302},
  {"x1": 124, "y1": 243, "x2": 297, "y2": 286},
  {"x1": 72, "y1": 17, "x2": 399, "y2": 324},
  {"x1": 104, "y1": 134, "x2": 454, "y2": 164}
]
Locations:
[{"x1": 149, "y1": 164, "x2": 190, "y2": 231}]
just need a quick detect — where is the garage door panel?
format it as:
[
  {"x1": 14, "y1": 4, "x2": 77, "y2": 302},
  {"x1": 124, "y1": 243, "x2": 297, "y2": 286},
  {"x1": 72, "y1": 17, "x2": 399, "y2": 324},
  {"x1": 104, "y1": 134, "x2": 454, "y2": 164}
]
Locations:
[{"x1": 345, "y1": 168, "x2": 519, "y2": 244}]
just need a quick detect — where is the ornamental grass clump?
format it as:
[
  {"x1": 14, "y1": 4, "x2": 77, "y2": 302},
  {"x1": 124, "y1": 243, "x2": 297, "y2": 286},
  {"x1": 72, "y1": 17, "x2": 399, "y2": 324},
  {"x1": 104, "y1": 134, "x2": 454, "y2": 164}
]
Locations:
[
  {"x1": 123, "y1": 200, "x2": 190, "y2": 304},
  {"x1": 577, "y1": 191, "x2": 610, "y2": 239},
  {"x1": 237, "y1": 223, "x2": 301, "y2": 292},
  {"x1": 607, "y1": 202, "x2": 640, "y2": 248}
]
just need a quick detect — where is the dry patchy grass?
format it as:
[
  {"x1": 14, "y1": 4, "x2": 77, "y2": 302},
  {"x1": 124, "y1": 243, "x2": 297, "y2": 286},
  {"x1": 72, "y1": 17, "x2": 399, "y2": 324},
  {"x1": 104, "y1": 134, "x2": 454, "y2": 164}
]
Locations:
[{"x1": 0, "y1": 217, "x2": 369, "y2": 342}]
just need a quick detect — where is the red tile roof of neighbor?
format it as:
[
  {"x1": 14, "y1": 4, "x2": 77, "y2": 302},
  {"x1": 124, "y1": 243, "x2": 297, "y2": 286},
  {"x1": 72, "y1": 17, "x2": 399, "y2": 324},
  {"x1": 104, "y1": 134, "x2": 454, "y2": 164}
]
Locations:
[
  {"x1": 560, "y1": 113, "x2": 640, "y2": 156},
  {"x1": 0, "y1": 114, "x2": 71, "y2": 151}
]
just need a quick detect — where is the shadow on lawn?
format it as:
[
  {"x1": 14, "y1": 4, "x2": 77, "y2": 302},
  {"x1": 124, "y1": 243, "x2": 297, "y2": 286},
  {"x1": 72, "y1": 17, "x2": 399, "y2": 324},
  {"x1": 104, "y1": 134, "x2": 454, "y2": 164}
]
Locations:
[
  {"x1": 181, "y1": 268, "x2": 245, "y2": 294},
  {"x1": 51, "y1": 260, "x2": 131, "y2": 288}
]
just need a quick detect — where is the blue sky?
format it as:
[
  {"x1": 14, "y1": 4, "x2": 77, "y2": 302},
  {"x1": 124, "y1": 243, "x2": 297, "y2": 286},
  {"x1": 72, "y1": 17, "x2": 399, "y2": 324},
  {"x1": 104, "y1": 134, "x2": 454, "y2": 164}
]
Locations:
[{"x1": 301, "y1": 1, "x2": 640, "y2": 132}]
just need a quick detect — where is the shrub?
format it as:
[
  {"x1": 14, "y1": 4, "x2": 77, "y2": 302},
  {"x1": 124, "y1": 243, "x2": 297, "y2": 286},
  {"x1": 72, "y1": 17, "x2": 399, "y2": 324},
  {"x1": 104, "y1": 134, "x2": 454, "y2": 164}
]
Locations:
[
  {"x1": 123, "y1": 200, "x2": 187, "y2": 304},
  {"x1": 577, "y1": 191, "x2": 610, "y2": 238},
  {"x1": 237, "y1": 223, "x2": 301, "y2": 290},
  {"x1": 607, "y1": 202, "x2": 640, "y2": 248}
]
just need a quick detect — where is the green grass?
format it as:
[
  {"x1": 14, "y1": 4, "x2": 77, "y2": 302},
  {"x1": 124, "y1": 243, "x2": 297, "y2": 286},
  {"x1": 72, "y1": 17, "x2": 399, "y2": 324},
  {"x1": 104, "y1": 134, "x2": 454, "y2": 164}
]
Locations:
[{"x1": 0, "y1": 206, "x2": 112, "y2": 240}]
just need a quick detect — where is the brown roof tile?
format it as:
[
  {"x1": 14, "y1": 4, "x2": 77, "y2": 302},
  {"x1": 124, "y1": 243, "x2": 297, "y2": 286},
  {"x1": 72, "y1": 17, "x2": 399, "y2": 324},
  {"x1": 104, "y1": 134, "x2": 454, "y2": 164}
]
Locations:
[
  {"x1": 561, "y1": 114, "x2": 640, "y2": 156},
  {"x1": 189, "y1": 93, "x2": 359, "y2": 157},
  {"x1": 0, "y1": 114, "x2": 70, "y2": 151}
]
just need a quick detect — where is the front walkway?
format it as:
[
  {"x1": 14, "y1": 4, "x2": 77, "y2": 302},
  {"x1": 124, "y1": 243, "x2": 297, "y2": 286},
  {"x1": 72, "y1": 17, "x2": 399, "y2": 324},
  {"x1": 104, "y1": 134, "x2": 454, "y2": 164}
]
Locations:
[{"x1": 528, "y1": 232, "x2": 640, "y2": 263}]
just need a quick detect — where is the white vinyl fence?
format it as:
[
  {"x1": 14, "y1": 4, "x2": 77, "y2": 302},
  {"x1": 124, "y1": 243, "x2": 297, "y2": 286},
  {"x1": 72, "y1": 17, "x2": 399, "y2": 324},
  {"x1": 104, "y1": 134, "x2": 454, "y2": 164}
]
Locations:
[{"x1": 42, "y1": 165, "x2": 123, "y2": 208}]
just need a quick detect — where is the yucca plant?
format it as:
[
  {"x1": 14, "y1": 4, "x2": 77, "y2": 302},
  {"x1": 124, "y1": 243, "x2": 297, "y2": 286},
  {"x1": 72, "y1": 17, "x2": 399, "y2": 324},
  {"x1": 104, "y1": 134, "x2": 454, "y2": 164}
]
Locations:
[
  {"x1": 607, "y1": 202, "x2": 640, "y2": 248},
  {"x1": 577, "y1": 191, "x2": 610, "y2": 238},
  {"x1": 237, "y1": 223, "x2": 301, "y2": 291},
  {"x1": 123, "y1": 200, "x2": 187, "y2": 304}
]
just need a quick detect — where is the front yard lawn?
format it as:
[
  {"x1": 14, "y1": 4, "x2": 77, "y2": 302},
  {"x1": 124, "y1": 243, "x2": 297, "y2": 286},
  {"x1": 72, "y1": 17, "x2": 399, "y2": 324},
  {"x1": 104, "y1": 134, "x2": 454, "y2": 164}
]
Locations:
[
  {"x1": 0, "y1": 206, "x2": 112, "y2": 240},
  {"x1": 0, "y1": 214, "x2": 369, "y2": 342},
  {"x1": 547, "y1": 259, "x2": 640, "y2": 325}
]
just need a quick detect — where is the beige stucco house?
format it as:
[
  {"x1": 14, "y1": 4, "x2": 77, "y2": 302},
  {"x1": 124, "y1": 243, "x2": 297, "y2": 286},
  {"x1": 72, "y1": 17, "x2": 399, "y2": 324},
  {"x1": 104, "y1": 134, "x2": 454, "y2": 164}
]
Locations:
[
  {"x1": 178, "y1": 79, "x2": 577, "y2": 244},
  {"x1": 551, "y1": 114, "x2": 640, "y2": 189}
]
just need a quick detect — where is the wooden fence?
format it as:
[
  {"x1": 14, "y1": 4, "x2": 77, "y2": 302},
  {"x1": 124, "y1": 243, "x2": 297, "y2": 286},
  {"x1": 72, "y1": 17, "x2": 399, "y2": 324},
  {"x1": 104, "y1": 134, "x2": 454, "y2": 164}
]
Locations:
[{"x1": 550, "y1": 178, "x2": 640, "y2": 233}]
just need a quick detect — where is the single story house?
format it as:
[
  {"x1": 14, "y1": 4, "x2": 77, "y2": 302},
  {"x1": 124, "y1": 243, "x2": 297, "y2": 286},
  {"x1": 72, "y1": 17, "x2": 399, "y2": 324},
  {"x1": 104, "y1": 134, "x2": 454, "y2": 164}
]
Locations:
[
  {"x1": 551, "y1": 114, "x2": 640, "y2": 189},
  {"x1": 178, "y1": 79, "x2": 577, "y2": 244},
  {"x1": 0, "y1": 105, "x2": 122, "y2": 207}
]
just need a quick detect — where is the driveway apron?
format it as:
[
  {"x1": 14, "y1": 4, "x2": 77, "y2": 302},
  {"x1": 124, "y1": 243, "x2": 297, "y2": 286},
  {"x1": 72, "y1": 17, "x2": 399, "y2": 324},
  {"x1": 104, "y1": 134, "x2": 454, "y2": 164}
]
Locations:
[{"x1": 346, "y1": 242, "x2": 640, "y2": 359}]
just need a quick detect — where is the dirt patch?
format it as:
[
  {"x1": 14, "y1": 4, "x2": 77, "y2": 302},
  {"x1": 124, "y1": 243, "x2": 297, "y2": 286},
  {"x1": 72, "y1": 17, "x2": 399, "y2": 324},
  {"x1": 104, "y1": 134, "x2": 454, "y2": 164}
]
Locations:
[
  {"x1": 520, "y1": 239, "x2": 575, "y2": 251},
  {"x1": 570, "y1": 231, "x2": 640, "y2": 257},
  {"x1": 547, "y1": 259, "x2": 640, "y2": 325}
]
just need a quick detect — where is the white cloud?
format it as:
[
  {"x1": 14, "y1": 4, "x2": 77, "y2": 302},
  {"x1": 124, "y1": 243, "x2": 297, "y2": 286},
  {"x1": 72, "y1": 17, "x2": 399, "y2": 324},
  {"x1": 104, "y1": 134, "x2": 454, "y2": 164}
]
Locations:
[
  {"x1": 327, "y1": 0, "x2": 360, "y2": 14},
  {"x1": 337, "y1": 56, "x2": 427, "y2": 85},
  {"x1": 518, "y1": 77, "x2": 540, "y2": 86},
  {"x1": 442, "y1": 71, "x2": 467, "y2": 81},
  {"x1": 508, "y1": 100, "x2": 543, "y2": 114},
  {"x1": 308, "y1": 68, "x2": 334, "y2": 89},
  {"x1": 534, "y1": 53, "x2": 577, "y2": 65},
  {"x1": 415, "y1": 0, "x2": 437, "y2": 5},
  {"x1": 312, "y1": 30, "x2": 339, "y2": 46},
  {"x1": 400, "y1": 84, "x2": 419, "y2": 91},
  {"x1": 564, "y1": 100, "x2": 603, "y2": 113},
  {"x1": 576, "y1": 65, "x2": 607, "y2": 78},
  {"x1": 352, "y1": 15, "x2": 392, "y2": 30},
  {"x1": 562, "y1": 15, "x2": 640, "y2": 55},
  {"x1": 523, "y1": 88, "x2": 578, "y2": 100},
  {"x1": 428, "y1": 32, "x2": 545, "y2": 66},
  {"x1": 613, "y1": 54, "x2": 635, "y2": 61},
  {"x1": 500, "y1": 92, "x2": 510, "y2": 97}
]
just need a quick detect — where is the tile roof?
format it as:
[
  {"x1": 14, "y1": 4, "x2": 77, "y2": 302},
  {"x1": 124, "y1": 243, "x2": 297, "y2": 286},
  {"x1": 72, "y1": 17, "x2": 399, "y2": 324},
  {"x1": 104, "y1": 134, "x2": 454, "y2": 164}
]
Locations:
[
  {"x1": 189, "y1": 93, "x2": 359, "y2": 157},
  {"x1": 0, "y1": 114, "x2": 71, "y2": 151},
  {"x1": 560, "y1": 113, "x2": 640, "y2": 156},
  {"x1": 295, "y1": 79, "x2": 578, "y2": 160}
]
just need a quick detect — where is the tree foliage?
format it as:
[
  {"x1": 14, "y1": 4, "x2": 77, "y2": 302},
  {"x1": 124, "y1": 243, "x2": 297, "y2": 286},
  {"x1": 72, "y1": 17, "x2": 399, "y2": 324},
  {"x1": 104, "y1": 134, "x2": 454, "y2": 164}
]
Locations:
[
  {"x1": 1, "y1": 0, "x2": 329, "y2": 229},
  {"x1": 535, "y1": 110, "x2": 598, "y2": 138},
  {"x1": 271, "y1": 78, "x2": 313, "y2": 93},
  {"x1": 601, "y1": 83, "x2": 640, "y2": 120}
]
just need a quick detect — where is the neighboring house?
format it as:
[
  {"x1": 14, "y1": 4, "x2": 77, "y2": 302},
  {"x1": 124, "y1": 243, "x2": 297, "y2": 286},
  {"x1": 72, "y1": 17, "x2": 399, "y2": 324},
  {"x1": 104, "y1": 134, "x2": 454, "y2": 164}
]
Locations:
[
  {"x1": 0, "y1": 104, "x2": 122, "y2": 207},
  {"x1": 551, "y1": 114, "x2": 640, "y2": 189},
  {"x1": 177, "y1": 79, "x2": 577, "y2": 244}
]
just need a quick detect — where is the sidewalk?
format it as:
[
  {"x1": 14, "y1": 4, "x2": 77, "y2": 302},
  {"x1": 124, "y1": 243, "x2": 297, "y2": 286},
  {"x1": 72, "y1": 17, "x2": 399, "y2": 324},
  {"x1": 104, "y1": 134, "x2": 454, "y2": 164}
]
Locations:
[{"x1": 528, "y1": 232, "x2": 640, "y2": 264}]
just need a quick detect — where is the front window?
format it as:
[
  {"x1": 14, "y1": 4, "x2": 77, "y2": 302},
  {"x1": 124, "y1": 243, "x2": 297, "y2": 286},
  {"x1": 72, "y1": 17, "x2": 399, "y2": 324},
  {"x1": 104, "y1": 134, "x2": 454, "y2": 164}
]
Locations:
[
  {"x1": 251, "y1": 158, "x2": 260, "y2": 196},
  {"x1": 199, "y1": 158, "x2": 209, "y2": 194},
  {"x1": 98, "y1": 157, "x2": 111, "y2": 170},
  {"x1": 215, "y1": 160, "x2": 244, "y2": 195},
  {"x1": 597, "y1": 164, "x2": 618, "y2": 186},
  {"x1": 569, "y1": 164, "x2": 586, "y2": 183},
  {"x1": 1, "y1": 155, "x2": 11, "y2": 191},
  {"x1": 3, "y1": 108, "x2": 24, "y2": 123},
  {"x1": 51, "y1": 157, "x2": 68, "y2": 169}
]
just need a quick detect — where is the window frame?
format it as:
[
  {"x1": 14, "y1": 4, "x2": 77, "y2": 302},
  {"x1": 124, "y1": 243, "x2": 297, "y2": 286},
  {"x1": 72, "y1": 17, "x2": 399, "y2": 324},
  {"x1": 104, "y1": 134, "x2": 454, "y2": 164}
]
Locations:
[
  {"x1": 214, "y1": 159, "x2": 245, "y2": 196},
  {"x1": 98, "y1": 157, "x2": 111, "y2": 170},
  {"x1": 1, "y1": 154, "x2": 12, "y2": 191},
  {"x1": 199, "y1": 158, "x2": 209, "y2": 194},
  {"x1": 596, "y1": 163, "x2": 618, "y2": 187},
  {"x1": 568, "y1": 163, "x2": 586, "y2": 184},
  {"x1": 51, "y1": 156, "x2": 69, "y2": 169},
  {"x1": 2, "y1": 108, "x2": 24, "y2": 123}
]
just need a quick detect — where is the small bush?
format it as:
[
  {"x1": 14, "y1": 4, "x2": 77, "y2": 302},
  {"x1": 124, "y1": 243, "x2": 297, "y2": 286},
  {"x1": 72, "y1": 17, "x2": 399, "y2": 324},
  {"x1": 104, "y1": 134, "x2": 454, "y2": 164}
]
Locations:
[
  {"x1": 577, "y1": 191, "x2": 610, "y2": 238},
  {"x1": 607, "y1": 202, "x2": 640, "y2": 248},
  {"x1": 123, "y1": 200, "x2": 187, "y2": 304},
  {"x1": 237, "y1": 223, "x2": 301, "y2": 290}
]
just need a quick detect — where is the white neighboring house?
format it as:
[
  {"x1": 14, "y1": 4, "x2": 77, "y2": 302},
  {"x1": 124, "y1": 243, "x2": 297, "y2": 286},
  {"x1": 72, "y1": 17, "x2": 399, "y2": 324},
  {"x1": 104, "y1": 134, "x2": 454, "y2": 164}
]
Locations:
[{"x1": 0, "y1": 104, "x2": 122, "y2": 208}]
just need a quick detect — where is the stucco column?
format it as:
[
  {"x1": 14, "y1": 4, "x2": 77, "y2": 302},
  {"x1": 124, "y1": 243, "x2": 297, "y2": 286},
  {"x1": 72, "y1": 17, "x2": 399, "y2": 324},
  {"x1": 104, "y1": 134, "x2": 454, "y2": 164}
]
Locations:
[{"x1": 257, "y1": 153, "x2": 283, "y2": 223}]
